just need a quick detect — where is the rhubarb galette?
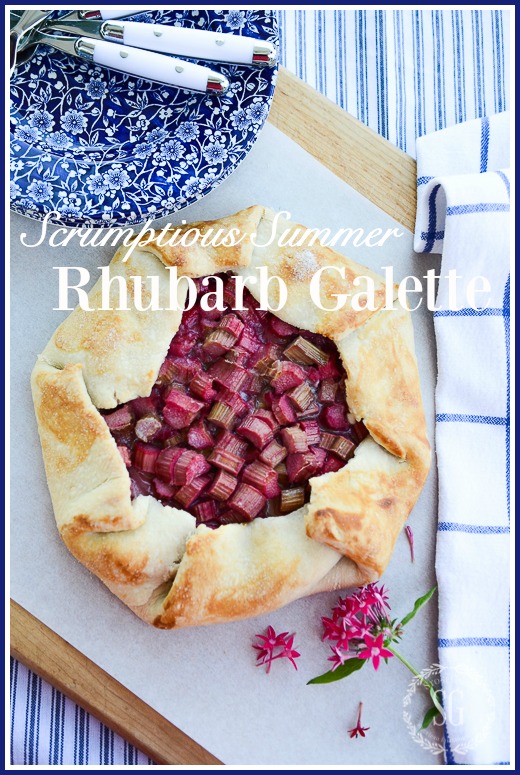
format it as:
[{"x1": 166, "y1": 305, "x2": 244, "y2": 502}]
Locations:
[{"x1": 32, "y1": 205, "x2": 430, "y2": 628}]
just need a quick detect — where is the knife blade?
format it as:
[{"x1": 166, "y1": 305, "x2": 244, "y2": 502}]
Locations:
[
  {"x1": 25, "y1": 32, "x2": 230, "y2": 94},
  {"x1": 44, "y1": 18, "x2": 277, "y2": 67}
]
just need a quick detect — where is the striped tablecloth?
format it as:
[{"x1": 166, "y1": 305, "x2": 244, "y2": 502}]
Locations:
[{"x1": 11, "y1": 9, "x2": 510, "y2": 766}]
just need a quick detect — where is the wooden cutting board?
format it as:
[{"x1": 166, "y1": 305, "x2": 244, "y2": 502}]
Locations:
[{"x1": 10, "y1": 67, "x2": 417, "y2": 765}]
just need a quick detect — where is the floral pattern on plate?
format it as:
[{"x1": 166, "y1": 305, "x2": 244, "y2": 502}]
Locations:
[{"x1": 10, "y1": 9, "x2": 278, "y2": 227}]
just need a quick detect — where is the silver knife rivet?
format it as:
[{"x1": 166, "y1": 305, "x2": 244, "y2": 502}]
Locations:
[
  {"x1": 215, "y1": 39, "x2": 225, "y2": 46},
  {"x1": 153, "y1": 29, "x2": 163, "y2": 37},
  {"x1": 175, "y1": 65, "x2": 184, "y2": 73},
  {"x1": 120, "y1": 51, "x2": 129, "y2": 58}
]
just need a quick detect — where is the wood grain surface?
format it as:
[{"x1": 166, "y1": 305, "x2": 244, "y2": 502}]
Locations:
[
  {"x1": 10, "y1": 66, "x2": 417, "y2": 765},
  {"x1": 270, "y1": 69, "x2": 417, "y2": 232}
]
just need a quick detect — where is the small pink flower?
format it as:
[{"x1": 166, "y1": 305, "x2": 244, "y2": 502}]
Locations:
[
  {"x1": 253, "y1": 626, "x2": 300, "y2": 673},
  {"x1": 336, "y1": 611, "x2": 359, "y2": 631},
  {"x1": 320, "y1": 585, "x2": 396, "y2": 668},
  {"x1": 366, "y1": 583, "x2": 391, "y2": 613},
  {"x1": 328, "y1": 645, "x2": 349, "y2": 671},
  {"x1": 332, "y1": 595, "x2": 353, "y2": 619},
  {"x1": 350, "y1": 593, "x2": 372, "y2": 617},
  {"x1": 358, "y1": 633, "x2": 394, "y2": 671},
  {"x1": 253, "y1": 625, "x2": 286, "y2": 672},
  {"x1": 347, "y1": 585, "x2": 385, "y2": 622},
  {"x1": 348, "y1": 702, "x2": 370, "y2": 739},
  {"x1": 336, "y1": 634, "x2": 354, "y2": 652},
  {"x1": 348, "y1": 620, "x2": 373, "y2": 640},
  {"x1": 278, "y1": 634, "x2": 300, "y2": 670},
  {"x1": 321, "y1": 615, "x2": 344, "y2": 642}
]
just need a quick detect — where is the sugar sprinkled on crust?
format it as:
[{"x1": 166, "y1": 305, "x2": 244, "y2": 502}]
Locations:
[{"x1": 291, "y1": 250, "x2": 319, "y2": 280}]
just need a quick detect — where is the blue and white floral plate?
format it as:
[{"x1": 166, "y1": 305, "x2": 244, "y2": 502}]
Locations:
[{"x1": 10, "y1": 9, "x2": 278, "y2": 228}]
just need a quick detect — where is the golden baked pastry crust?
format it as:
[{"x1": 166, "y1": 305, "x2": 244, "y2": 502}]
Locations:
[{"x1": 32, "y1": 206, "x2": 430, "y2": 628}]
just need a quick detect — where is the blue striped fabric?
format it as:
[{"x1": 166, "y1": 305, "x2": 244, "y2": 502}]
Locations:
[
  {"x1": 275, "y1": 9, "x2": 509, "y2": 156},
  {"x1": 438, "y1": 522, "x2": 509, "y2": 535},
  {"x1": 10, "y1": 659, "x2": 154, "y2": 765},
  {"x1": 11, "y1": 9, "x2": 510, "y2": 766}
]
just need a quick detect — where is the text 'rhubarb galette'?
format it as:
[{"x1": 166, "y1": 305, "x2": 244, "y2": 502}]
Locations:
[{"x1": 32, "y1": 206, "x2": 430, "y2": 628}]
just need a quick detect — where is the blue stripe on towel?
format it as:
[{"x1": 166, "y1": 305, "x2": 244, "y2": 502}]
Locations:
[
  {"x1": 438, "y1": 522, "x2": 509, "y2": 534},
  {"x1": 434, "y1": 307, "x2": 504, "y2": 317},
  {"x1": 423, "y1": 183, "x2": 442, "y2": 252},
  {"x1": 421, "y1": 229, "x2": 444, "y2": 242},
  {"x1": 439, "y1": 637, "x2": 509, "y2": 648},
  {"x1": 447, "y1": 202, "x2": 509, "y2": 215},
  {"x1": 436, "y1": 413, "x2": 508, "y2": 425},
  {"x1": 480, "y1": 115, "x2": 490, "y2": 171}
]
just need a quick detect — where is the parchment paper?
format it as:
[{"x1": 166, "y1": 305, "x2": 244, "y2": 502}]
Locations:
[{"x1": 10, "y1": 123, "x2": 443, "y2": 765}]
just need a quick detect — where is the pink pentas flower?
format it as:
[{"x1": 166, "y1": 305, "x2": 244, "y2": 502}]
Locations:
[
  {"x1": 350, "y1": 584, "x2": 390, "y2": 623},
  {"x1": 366, "y1": 583, "x2": 391, "y2": 614},
  {"x1": 332, "y1": 596, "x2": 353, "y2": 619},
  {"x1": 253, "y1": 626, "x2": 300, "y2": 673},
  {"x1": 348, "y1": 620, "x2": 374, "y2": 640},
  {"x1": 328, "y1": 645, "x2": 349, "y2": 671},
  {"x1": 279, "y1": 633, "x2": 301, "y2": 670},
  {"x1": 321, "y1": 615, "x2": 345, "y2": 642},
  {"x1": 336, "y1": 634, "x2": 354, "y2": 653},
  {"x1": 262, "y1": 625, "x2": 287, "y2": 649},
  {"x1": 348, "y1": 702, "x2": 370, "y2": 739},
  {"x1": 310, "y1": 582, "x2": 438, "y2": 743},
  {"x1": 322, "y1": 583, "x2": 392, "y2": 653},
  {"x1": 358, "y1": 633, "x2": 394, "y2": 671},
  {"x1": 336, "y1": 611, "x2": 360, "y2": 632},
  {"x1": 253, "y1": 625, "x2": 287, "y2": 672},
  {"x1": 348, "y1": 598, "x2": 370, "y2": 620}
]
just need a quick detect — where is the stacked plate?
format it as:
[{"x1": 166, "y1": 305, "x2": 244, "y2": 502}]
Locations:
[{"x1": 9, "y1": 9, "x2": 278, "y2": 227}]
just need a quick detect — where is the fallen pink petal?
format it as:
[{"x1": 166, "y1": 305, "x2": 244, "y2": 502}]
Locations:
[
  {"x1": 348, "y1": 702, "x2": 370, "y2": 739},
  {"x1": 405, "y1": 526, "x2": 415, "y2": 562}
]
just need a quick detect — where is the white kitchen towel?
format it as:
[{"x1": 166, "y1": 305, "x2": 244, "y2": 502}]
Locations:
[{"x1": 414, "y1": 112, "x2": 510, "y2": 765}]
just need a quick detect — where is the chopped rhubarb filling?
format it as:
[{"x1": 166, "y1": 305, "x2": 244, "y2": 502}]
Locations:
[
  {"x1": 207, "y1": 470, "x2": 238, "y2": 501},
  {"x1": 102, "y1": 274, "x2": 365, "y2": 527},
  {"x1": 135, "y1": 415, "x2": 162, "y2": 443}
]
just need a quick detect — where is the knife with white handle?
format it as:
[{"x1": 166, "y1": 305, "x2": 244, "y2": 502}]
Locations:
[
  {"x1": 45, "y1": 18, "x2": 278, "y2": 67},
  {"x1": 28, "y1": 32, "x2": 229, "y2": 93}
]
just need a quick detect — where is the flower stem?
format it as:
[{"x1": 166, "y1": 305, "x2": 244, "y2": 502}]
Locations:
[{"x1": 387, "y1": 646, "x2": 443, "y2": 715}]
